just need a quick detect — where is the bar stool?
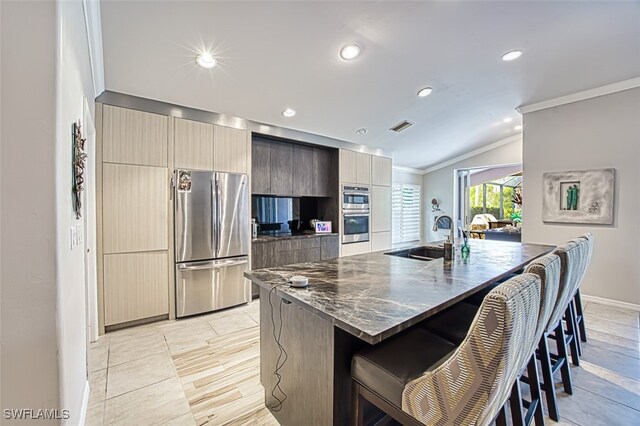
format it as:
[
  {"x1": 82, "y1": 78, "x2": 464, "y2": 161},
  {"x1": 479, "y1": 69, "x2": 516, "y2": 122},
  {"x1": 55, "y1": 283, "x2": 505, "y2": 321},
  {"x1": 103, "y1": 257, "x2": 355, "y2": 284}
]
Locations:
[
  {"x1": 572, "y1": 233, "x2": 593, "y2": 345},
  {"x1": 351, "y1": 274, "x2": 541, "y2": 426},
  {"x1": 422, "y1": 253, "x2": 560, "y2": 426}
]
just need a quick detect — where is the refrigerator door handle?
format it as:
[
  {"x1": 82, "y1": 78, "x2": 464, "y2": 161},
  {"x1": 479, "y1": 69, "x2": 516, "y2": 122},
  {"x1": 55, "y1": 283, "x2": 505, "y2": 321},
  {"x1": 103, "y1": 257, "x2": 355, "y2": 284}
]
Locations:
[
  {"x1": 211, "y1": 177, "x2": 217, "y2": 257},
  {"x1": 215, "y1": 174, "x2": 222, "y2": 256},
  {"x1": 178, "y1": 258, "x2": 249, "y2": 271}
]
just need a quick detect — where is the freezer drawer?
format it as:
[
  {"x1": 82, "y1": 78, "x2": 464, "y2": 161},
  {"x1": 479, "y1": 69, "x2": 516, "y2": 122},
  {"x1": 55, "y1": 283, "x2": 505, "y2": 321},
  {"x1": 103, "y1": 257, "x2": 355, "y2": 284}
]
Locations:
[{"x1": 175, "y1": 257, "x2": 250, "y2": 317}]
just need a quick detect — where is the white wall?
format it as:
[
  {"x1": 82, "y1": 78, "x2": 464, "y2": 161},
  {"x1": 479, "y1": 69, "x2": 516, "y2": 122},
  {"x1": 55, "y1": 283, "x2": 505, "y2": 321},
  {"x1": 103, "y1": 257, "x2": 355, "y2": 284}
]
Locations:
[
  {"x1": 1, "y1": 1, "x2": 60, "y2": 423},
  {"x1": 55, "y1": 0, "x2": 97, "y2": 423},
  {"x1": 422, "y1": 137, "x2": 522, "y2": 242},
  {"x1": 523, "y1": 87, "x2": 640, "y2": 305}
]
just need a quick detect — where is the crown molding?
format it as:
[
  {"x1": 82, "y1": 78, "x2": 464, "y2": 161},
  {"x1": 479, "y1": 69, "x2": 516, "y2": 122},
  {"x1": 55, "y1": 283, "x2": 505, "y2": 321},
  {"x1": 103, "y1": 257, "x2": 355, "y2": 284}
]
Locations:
[
  {"x1": 392, "y1": 165, "x2": 425, "y2": 175},
  {"x1": 422, "y1": 134, "x2": 522, "y2": 174},
  {"x1": 517, "y1": 76, "x2": 640, "y2": 114}
]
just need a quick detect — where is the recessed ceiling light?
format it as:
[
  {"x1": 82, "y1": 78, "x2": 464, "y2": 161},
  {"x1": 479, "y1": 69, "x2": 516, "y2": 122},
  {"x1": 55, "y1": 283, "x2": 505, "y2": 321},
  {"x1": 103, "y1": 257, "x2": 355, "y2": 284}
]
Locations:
[
  {"x1": 501, "y1": 50, "x2": 522, "y2": 61},
  {"x1": 355, "y1": 128, "x2": 367, "y2": 135},
  {"x1": 503, "y1": 117, "x2": 513, "y2": 123},
  {"x1": 417, "y1": 87, "x2": 433, "y2": 98},
  {"x1": 196, "y1": 52, "x2": 217, "y2": 69},
  {"x1": 340, "y1": 44, "x2": 361, "y2": 60},
  {"x1": 515, "y1": 125, "x2": 523, "y2": 131},
  {"x1": 282, "y1": 108, "x2": 296, "y2": 118}
]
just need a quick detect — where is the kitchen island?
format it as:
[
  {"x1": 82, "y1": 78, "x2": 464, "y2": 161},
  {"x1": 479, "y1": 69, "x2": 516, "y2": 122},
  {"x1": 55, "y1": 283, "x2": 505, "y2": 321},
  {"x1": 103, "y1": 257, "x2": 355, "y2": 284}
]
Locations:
[{"x1": 245, "y1": 239, "x2": 554, "y2": 425}]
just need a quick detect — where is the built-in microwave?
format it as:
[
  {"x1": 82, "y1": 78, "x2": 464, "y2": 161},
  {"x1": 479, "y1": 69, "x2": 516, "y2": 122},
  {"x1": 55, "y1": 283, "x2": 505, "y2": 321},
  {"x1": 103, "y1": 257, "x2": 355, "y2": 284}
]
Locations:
[
  {"x1": 342, "y1": 185, "x2": 370, "y2": 210},
  {"x1": 342, "y1": 210, "x2": 370, "y2": 244}
]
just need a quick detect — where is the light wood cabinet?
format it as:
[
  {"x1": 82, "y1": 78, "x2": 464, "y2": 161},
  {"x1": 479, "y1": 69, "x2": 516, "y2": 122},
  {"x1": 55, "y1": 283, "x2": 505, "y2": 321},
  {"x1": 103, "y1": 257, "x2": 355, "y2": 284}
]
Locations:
[
  {"x1": 103, "y1": 105, "x2": 168, "y2": 167},
  {"x1": 214, "y1": 125, "x2": 250, "y2": 174},
  {"x1": 339, "y1": 149, "x2": 358, "y2": 184},
  {"x1": 104, "y1": 251, "x2": 169, "y2": 325},
  {"x1": 356, "y1": 152, "x2": 371, "y2": 185},
  {"x1": 341, "y1": 241, "x2": 371, "y2": 257},
  {"x1": 371, "y1": 156, "x2": 392, "y2": 186},
  {"x1": 371, "y1": 185, "x2": 392, "y2": 232},
  {"x1": 371, "y1": 232, "x2": 391, "y2": 252},
  {"x1": 102, "y1": 163, "x2": 168, "y2": 253},
  {"x1": 174, "y1": 118, "x2": 214, "y2": 171}
]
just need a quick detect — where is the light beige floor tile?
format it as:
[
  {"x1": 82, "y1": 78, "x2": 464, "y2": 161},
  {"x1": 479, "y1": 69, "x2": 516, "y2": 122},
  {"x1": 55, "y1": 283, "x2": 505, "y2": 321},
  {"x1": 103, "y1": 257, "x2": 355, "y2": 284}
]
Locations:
[
  {"x1": 161, "y1": 413, "x2": 197, "y2": 426},
  {"x1": 582, "y1": 344, "x2": 640, "y2": 381},
  {"x1": 104, "y1": 378, "x2": 191, "y2": 426},
  {"x1": 543, "y1": 416, "x2": 579, "y2": 426},
  {"x1": 107, "y1": 352, "x2": 177, "y2": 398},
  {"x1": 90, "y1": 345, "x2": 109, "y2": 372},
  {"x1": 85, "y1": 401, "x2": 105, "y2": 426},
  {"x1": 163, "y1": 321, "x2": 218, "y2": 355},
  {"x1": 108, "y1": 332, "x2": 168, "y2": 367},
  {"x1": 89, "y1": 368, "x2": 107, "y2": 405},
  {"x1": 586, "y1": 327, "x2": 640, "y2": 359},
  {"x1": 244, "y1": 301, "x2": 260, "y2": 324},
  {"x1": 585, "y1": 317, "x2": 639, "y2": 342},
  {"x1": 584, "y1": 302, "x2": 639, "y2": 328},
  {"x1": 572, "y1": 361, "x2": 640, "y2": 411},
  {"x1": 108, "y1": 324, "x2": 163, "y2": 346},
  {"x1": 90, "y1": 335, "x2": 111, "y2": 349},
  {"x1": 208, "y1": 313, "x2": 257, "y2": 336},
  {"x1": 556, "y1": 385, "x2": 640, "y2": 426}
]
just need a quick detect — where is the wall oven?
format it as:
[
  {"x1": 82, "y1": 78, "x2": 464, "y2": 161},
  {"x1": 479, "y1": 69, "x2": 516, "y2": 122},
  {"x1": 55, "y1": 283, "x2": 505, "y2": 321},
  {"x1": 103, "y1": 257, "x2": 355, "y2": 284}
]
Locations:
[
  {"x1": 343, "y1": 210, "x2": 370, "y2": 244},
  {"x1": 342, "y1": 185, "x2": 370, "y2": 210}
]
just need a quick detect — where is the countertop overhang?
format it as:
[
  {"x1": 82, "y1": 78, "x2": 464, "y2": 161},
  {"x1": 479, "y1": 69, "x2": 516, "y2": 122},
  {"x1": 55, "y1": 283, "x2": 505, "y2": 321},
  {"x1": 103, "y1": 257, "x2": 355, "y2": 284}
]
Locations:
[{"x1": 245, "y1": 240, "x2": 554, "y2": 344}]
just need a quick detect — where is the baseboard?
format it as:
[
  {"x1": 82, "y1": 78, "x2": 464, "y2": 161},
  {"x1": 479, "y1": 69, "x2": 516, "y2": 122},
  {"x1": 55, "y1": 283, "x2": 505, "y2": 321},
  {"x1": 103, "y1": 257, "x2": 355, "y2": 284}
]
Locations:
[
  {"x1": 582, "y1": 294, "x2": 640, "y2": 312},
  {"x1": 77, "y1": 380, "x2": 90, "y2": 426}
]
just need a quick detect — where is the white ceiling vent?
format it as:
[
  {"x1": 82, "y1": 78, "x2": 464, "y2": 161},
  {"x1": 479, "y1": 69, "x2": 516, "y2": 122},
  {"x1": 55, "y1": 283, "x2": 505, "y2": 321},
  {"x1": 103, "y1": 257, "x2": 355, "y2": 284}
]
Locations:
[{"x1": 390, "y1": 120, "x2": 413, "y2": 133}]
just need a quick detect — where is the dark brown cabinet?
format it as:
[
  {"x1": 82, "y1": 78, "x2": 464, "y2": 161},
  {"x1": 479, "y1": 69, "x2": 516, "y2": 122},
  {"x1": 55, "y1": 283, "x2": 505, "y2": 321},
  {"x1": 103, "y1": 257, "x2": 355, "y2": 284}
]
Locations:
[
  {"x1": 251, "y1": 139, "x2": 271, "y2": 194},
  {"x1": 251, "y1": 235, "x2": 339, "y2": 271},
  {"x1": 313, "y1": 148, "x2": 332, "y2": 196},
  {"x1": 269, "y1": 141, "x2": 293, "y2": 196},
  {"x1": 252, "y1": 138, "x2": 334, "y2": 197},
  {"x1": 292, "y1": 145, "x2": 314, "y2": 196}
]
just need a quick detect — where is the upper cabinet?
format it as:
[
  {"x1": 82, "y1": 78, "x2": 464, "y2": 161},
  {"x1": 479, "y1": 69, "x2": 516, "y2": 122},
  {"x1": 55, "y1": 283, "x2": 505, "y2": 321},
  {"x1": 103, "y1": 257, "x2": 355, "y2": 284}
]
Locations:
[
  {"x1": 340, "y1": 150, "x2": 371, "y2": 185},
  {"x1": 371, "y1": 156, "x2": 392, "y2": 186},
  {"x1": 252, "y1": 139, "x2": 271, "y2": 194},
  {"x1": 292, "y1": 144, "x2": 314, "y2": 196},
  {"x1": 270, "y1": 141, "x2": 293, "y2": 196},
  {"x1": 214, "y1": 125, "x2": 250, "y2": 174},
  {"x1": 312, "y1": 148, "x2": 332, "y2": 197},
  {"x1": 103, "y1": 105, "x2": 168, "y2": 167},
  {"x1": 174, "y1": 118, "x2": 214, "y2": 171}
]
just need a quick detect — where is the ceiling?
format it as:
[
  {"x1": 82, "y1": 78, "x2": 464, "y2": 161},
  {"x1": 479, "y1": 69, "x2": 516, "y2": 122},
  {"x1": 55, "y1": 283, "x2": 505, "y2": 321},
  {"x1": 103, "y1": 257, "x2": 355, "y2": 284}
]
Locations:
[{"x1": 99, "y1": 1, "x2": 640, "y2": 169}]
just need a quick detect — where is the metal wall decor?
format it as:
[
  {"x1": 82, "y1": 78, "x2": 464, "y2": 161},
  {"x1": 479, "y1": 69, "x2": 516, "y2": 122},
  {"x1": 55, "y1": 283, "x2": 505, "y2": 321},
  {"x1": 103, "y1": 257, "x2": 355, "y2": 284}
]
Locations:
[{"x1": 72, "y1": 121, "x2": 88, "y2": 218}]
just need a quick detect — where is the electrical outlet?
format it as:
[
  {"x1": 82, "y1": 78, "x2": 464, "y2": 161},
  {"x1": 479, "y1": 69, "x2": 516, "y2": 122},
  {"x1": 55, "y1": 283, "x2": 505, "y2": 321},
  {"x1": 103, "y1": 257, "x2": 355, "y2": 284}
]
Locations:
[
  {"x1": 76, "y1": 224, "x2": 84, "y2": 247},
  {"x1": 70, "y1": 226, "x2": 77, "y2": 249}
]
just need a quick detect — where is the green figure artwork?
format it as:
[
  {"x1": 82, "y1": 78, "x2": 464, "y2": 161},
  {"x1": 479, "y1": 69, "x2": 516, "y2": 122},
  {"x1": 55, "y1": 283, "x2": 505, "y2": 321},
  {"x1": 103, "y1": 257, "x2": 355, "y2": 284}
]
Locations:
[{"x1": 566, "y1": 185, "x2": 579, "y2": 210}]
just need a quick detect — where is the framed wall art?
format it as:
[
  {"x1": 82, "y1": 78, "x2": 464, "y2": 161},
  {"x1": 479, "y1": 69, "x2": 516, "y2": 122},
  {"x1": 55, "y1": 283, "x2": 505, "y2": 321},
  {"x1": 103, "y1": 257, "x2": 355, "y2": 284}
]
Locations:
[{"x1": 542, "y1": 168, "x2": 615, "y2": 224}]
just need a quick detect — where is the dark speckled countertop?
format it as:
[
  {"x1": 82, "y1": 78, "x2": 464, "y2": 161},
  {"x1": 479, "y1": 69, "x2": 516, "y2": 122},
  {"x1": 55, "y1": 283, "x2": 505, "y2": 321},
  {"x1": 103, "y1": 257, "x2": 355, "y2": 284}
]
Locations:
[
  {"x1": 252, "y1": 232, "x2": 339, "y2": 243},
  {"x1": 245, "y1": 239, "x2": 554, "y2": 344}
]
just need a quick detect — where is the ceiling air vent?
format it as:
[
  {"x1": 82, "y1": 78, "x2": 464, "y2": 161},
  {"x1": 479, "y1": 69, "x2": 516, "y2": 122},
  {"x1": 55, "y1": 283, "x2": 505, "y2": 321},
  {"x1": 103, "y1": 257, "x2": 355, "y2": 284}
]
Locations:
[{"x1": 390, "y1": 120, "x2": 413, "y2": 133}]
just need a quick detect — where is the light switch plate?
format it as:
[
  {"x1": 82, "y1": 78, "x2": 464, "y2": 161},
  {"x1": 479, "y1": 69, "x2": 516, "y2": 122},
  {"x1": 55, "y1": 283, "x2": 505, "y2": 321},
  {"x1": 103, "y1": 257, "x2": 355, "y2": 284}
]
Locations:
[
  {"x1": 70, "y1": 226, "x2": 77, "y2": 249},
  {"x1": 76, "y1": 224, "x2": 84, "y2": 247}
]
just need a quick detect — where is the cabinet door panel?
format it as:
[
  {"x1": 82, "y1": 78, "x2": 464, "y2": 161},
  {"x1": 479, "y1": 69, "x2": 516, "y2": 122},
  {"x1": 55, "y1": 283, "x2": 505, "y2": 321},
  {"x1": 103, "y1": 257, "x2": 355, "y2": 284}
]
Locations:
[
  {"x1": 356, "y1": 152, "x2": 371, "y2": 185},
  {"x1": 371, "y1": 185, "x2": 392, "y2": 232},
  {"x1": 252, "y1": 242, "x2": 277, "y2": 269},
  {"x1": 214, "y1": 125, "x2": 250, "y2": 174},
  {"x1": 252, "y1": 139, "x2": 271, "y2": 194},
  {"x1": 174, "y1": 118, "x2": 214, "y2": 171},
  {"x1": 277, "y1": 250, "x2": 299, "y2": 266},
  {"x1": 103, "y1": 164, "x2": 168, "y2": 253},
  {"x1": 371, "y1": 232, "x2": 391, "y2": 252},
  {"x1": 341, "y1": 241, "x2": 370, "y2": 257},
  {"x1": 371, "y1": 156, "x2": 392, "y2": 186},
  {"x1": 313, "y1": 148, "x2": 332, "y2": 196},
  {"x1": 292, "y1": 145, "x2": 314, "y2": 196},
  {"x1": 339, "y1": 150, "x2": 358, "y2": 184},
  {"x1": 321, "y1": 235, "x2": 340, "y2": 260},
  {"x1": 103, "y1": 105, "x2": 168, "y2": 166},
  {"x1": 104, "y1": 251, "x2": 169, "y2": 325},
  {"x1": 270, "y1": 141, "x2": 293, "y2": 195}
]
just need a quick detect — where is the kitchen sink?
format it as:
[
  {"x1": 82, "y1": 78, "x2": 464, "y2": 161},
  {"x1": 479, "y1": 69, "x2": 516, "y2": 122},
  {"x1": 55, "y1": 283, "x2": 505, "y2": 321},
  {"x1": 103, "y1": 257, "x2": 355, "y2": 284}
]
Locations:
[{"x1": 384, "y1": 245, "x2": 445, "y2": 261}]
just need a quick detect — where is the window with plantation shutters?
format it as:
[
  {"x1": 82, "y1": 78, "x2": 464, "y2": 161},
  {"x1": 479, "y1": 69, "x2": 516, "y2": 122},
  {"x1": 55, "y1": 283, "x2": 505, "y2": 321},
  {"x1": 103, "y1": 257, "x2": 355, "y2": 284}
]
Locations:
[{"x1": 392, "y1": 184, "x2": 421, "y2": 244}]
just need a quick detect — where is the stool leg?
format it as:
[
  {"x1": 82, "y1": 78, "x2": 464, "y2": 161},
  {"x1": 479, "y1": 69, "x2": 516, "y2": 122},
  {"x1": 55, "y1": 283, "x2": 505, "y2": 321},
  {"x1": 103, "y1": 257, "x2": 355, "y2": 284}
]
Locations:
[
  {"x1": 495, "y1": 405, "x2": 508, "y2": 426},
  {"x1": 527, "y1": 354, "x2": 545, "y2": 426},
  {"x1": 538, "y1": 336, "x2": 560, "y2": 421},
  {"x1": 565, "y1": 304, "x2": 580, "y2": 366},
  {"x1": 554, "y1": 322, "x2": 573, "y2": 395},
  {"x1": 353, "y1": 382, "x2": 364, "y2": 426},
  {"x1": 575, "y1": 290, "x2": 587, "y2": 343},
  {"x1": 510, "y1": 379, "x2": 525, "y2": 426}
]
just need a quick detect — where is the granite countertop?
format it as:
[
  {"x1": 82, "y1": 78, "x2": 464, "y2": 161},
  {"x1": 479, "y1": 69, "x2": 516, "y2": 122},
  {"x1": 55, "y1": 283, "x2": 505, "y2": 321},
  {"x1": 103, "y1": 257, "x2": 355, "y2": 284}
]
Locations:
[
  {"x1": 252, "y1": 232, "x2": 339, "y2": 243},
  {"x1": 245, "y1": 239, "x2": 554, "y2": 344}
]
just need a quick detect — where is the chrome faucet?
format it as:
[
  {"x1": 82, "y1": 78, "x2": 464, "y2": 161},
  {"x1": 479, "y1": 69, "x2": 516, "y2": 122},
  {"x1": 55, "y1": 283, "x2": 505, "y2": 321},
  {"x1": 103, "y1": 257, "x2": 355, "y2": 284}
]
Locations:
[{"x1": 433, "y1": 214, "x2": 455, "y2": 245}]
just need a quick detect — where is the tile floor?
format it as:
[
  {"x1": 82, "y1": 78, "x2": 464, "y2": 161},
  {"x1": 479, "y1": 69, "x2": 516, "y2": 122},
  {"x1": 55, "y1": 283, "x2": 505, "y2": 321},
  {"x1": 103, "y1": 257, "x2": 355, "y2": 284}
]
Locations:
[{"x1": 86, "y1": 299, "x2": 639, "y2": 426}]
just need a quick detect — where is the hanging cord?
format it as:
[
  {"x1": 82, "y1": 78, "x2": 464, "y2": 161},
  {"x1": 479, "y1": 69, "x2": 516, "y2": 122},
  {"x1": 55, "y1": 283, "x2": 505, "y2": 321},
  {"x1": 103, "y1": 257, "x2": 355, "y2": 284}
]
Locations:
[{"x1": 268, "y1": 283, "x2": 289, "y2": 411}]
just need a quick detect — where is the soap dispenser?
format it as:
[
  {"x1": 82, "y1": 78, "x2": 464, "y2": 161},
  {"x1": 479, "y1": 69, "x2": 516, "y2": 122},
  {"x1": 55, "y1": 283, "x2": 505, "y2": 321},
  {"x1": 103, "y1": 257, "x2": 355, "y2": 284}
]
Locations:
[{"x1": 444, "y1": 236, "x2": 453, "y2": 261}]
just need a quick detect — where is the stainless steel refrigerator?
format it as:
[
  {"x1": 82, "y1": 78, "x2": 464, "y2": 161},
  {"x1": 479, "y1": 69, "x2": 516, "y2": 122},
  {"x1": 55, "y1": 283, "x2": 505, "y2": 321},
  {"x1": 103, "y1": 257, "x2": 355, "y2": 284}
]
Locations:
[{"x1": 174, "y1": 170, "x2": 250, "y2": 317}]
